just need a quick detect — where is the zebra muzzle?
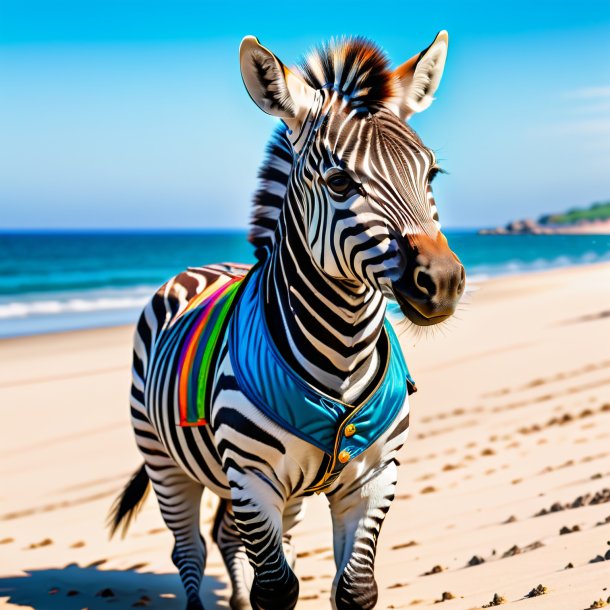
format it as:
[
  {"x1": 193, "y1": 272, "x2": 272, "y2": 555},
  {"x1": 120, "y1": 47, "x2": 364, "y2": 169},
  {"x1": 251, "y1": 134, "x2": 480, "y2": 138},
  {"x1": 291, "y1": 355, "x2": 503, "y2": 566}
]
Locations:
[{"x1": 391, "y1": 233, "x2": 465, "y2": 325}]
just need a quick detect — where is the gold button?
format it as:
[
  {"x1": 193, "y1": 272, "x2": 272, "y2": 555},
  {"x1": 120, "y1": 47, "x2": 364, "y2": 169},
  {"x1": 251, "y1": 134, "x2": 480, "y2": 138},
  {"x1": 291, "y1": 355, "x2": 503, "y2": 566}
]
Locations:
[
  {"x1": 344, "y1": 424, "x2": 356, "y2": 438},
  {"x1": 338, "y1": 450, "x2": 351, "y2": 464}
]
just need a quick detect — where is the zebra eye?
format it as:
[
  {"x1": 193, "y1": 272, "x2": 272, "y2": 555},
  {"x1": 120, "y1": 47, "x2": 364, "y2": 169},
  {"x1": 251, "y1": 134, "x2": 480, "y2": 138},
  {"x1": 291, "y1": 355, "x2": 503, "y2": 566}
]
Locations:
[
  {"x1": 328, "y1": 173, "x2": 352, "y2": 193},
  {"x1": 326, "y1": 171, "x2": 356, "y2": 198}
]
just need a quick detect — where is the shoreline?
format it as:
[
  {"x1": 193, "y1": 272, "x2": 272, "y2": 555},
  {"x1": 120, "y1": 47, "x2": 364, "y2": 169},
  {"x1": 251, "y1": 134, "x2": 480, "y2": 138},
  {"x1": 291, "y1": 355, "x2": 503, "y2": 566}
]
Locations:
[
  {"x1": 479, "y1": 217, "x2": 610, "y2": 235},
  {"x1": 466, "y1": 258, "x2": 610, "y2": 287},
  {"x1": 2, "y1": 259, "x2": 610, "y2": 342}
]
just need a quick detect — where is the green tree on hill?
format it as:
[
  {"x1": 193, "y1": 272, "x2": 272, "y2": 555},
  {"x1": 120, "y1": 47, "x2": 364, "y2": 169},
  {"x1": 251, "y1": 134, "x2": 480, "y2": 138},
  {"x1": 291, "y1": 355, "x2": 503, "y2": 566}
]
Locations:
[{"x1": 538, "y1": 201, "x2": 610, "y2": 225}]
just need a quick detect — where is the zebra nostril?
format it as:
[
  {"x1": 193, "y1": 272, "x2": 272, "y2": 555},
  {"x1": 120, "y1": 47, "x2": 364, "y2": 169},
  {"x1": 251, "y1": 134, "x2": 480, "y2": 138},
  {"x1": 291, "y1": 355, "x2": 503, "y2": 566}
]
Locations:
[
  {"x1": 457, "y1": 265, "x2": 466, "y2": 294},
  {"x1": 413, "y1": 267, "x2": 436, "y2": 298}
]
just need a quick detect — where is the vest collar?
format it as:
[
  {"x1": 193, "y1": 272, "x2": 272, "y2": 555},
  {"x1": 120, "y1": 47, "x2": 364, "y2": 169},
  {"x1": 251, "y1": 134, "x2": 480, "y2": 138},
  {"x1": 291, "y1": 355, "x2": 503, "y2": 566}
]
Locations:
[{"x1": 228, "y1": 263, "x2": 415, "y2": 492}]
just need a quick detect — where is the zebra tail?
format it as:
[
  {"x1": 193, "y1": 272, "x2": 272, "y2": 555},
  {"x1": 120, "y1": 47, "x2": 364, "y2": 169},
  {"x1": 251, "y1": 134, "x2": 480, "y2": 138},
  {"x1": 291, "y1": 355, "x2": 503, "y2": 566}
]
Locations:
[{"x1": 107, "y1": 464, "x2": 150, "y2": 539}]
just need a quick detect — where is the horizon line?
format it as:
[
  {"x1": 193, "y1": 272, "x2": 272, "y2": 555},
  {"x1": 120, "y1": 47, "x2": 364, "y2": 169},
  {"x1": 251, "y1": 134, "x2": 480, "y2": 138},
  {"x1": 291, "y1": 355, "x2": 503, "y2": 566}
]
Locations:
[{"x1": 0, "y1": 225, "x2": 484, "y2": 234}]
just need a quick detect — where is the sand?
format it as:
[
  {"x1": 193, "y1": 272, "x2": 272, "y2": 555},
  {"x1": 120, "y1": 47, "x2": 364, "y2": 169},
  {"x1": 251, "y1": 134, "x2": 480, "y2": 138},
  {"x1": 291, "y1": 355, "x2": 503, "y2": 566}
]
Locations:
[{"x1": 1, "y1": 263, "x2": 609, "y2": 610}]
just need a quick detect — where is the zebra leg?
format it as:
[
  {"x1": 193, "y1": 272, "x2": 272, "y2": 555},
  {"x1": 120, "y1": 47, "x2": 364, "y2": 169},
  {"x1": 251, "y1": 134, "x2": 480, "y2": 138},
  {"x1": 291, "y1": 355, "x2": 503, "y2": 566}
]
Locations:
[
  {"x1": 212, "y1": 499, "x2": 253, "y2": 610},
  {"x1": 282, "y1": 495, "x2": 306, "y2": 570},
  {"x1": 212, "y1": 497, "x2": 304, "y2": 608},
  {"x1": 328, "y1": 462, "x2": 398, "y2": 610},
  {"x1": 146, "y1": 462, "x2": 207, "y2": 610},
  {"x1": 228, "y1": 470, "x2": 299, "y2": 610}
]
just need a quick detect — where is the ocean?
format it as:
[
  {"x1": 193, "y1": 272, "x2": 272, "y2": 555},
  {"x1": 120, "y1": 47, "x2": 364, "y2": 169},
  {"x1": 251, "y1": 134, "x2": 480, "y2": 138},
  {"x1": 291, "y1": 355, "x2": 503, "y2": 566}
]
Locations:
[{"x1": 1, "y1": 230, "x2": 610, "y2": 338}]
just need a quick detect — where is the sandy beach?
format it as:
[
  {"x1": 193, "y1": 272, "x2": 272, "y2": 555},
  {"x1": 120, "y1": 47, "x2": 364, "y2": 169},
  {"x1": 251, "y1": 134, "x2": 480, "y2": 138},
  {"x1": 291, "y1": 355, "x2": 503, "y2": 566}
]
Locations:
[{"x1": 1, "y1": 263, "x2": 609, "y2": 610}]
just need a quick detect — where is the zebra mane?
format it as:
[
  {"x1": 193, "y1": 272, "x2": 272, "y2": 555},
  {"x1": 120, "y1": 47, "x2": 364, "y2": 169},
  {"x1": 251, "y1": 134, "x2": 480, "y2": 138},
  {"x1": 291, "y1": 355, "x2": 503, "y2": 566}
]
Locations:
[
  {"x1": 248, "y1": 38, "x2": 396, "y2": 253},
  {"x1": 248, "y1": 125, "x2": 293, "y2": 255},
  {"x1": 299, "y1": 37, "x2": 395, "y2": 108}
]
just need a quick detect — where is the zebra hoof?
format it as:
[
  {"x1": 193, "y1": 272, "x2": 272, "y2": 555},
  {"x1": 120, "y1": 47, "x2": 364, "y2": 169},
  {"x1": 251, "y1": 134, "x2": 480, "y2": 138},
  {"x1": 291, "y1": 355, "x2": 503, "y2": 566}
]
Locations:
[
  {"x1": 335, "y1": 570, "x2": 378, "y2": 610},
  {"x1": 185, "y1": 597, "x2": 205, "y2": 610},
  {"x1": 250, "y1": 574, "x2": 299, "y2": 610}
]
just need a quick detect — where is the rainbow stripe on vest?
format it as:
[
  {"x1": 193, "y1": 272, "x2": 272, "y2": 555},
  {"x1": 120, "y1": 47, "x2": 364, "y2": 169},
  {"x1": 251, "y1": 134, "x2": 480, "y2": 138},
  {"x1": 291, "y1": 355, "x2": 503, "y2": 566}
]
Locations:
[{"x1": 177, "y1": 275, "x2": 244, "y2": 426}]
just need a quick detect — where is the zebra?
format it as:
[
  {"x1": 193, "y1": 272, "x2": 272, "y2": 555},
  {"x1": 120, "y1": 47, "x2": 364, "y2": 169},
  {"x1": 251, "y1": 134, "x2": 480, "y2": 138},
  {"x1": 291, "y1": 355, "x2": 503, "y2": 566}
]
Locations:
[{"x1": 109, "y1": 32, "x2": 465, "y2": 610}]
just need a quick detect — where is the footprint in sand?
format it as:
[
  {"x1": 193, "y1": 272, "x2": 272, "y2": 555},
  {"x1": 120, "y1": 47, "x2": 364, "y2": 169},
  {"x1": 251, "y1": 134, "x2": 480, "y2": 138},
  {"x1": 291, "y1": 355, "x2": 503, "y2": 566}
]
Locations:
[
  {"x1": 422, "y1": 564, "x2": 445, "y2": 576},
  {"x1": 535, "y1": 488, "x2": 610, "y2": 517},
  {"x1": 501, "y1": 541, "x2": 543, "y2": 558},
  {"x1": 296, "y1": 546, "x2": 332, "y2": 559},
  {"x1": 391, "y1": 540, "x2": 418, "y2": 550},
  {"x1": 26, "y1": 538, "x2": 53, "y2": 550},
  {"x1": 559, "y1": 525, "x2": 581, "y2": 535}
]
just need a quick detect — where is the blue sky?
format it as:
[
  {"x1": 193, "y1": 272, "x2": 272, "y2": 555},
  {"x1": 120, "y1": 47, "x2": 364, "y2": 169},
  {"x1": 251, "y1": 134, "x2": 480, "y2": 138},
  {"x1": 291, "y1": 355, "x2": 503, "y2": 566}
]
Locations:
[{"x1": 1, "y1": 0, "x2": 609, "y2": 229}]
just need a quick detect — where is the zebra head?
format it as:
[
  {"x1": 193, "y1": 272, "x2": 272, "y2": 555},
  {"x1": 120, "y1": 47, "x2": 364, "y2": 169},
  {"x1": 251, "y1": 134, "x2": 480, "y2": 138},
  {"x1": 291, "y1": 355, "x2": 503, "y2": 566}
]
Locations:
[{"x1": 240, "y1": 33, "x2": 465, "y2": 326}]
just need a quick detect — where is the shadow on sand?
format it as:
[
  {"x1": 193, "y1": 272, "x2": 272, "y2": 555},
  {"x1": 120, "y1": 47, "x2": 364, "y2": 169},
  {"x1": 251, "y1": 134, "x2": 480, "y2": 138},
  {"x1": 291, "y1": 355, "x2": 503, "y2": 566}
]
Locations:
[{"x1": 0, "y1": 563, "x2": 228, "y2": 609}]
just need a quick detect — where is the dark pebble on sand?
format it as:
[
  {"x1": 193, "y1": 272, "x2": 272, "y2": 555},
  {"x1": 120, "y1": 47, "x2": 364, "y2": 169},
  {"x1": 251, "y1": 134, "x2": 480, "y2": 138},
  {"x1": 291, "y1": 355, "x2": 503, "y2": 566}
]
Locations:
[
  {"x1": 502, "y1": 544, "x2": 521, "y2": 557},
  {"x1": 482, "y1": 593, "x2": 507, "y2": 606},
  {"x1": 526, "y1": 584, "x2": 548, "y2": 597},
  {"x1": 468, "y1": 555, "x2": 485, "y2": 566},
  {"x1": 590, "y1": 555, "x2": 605, "y2": 563}
]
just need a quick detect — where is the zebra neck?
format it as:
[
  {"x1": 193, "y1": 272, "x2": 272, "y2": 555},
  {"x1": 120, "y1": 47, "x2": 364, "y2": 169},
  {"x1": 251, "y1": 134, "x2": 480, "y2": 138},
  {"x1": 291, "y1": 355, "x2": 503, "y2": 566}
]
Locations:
[{"x1": 261, "y1": 234, "x2": 387, "y2": 405}]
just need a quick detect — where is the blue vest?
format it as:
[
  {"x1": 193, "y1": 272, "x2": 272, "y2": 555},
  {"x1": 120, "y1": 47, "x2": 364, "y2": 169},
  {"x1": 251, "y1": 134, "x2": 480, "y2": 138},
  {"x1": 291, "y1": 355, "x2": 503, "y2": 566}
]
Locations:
[{"x1": 227, "y1": 264, "x2": 415, "y2": 492}]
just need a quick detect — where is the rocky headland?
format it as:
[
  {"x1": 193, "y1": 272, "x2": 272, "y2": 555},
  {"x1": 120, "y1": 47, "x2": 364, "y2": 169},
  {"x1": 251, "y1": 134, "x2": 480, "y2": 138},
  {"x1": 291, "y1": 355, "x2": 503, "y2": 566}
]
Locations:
[{"x1": 480, "y1": 201, "x2": 610, "y2": 235}]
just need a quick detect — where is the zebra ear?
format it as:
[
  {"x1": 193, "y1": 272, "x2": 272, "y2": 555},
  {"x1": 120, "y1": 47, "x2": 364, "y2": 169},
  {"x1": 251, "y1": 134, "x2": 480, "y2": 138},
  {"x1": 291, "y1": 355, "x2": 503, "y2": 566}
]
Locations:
[
  {"x1": 392, "y1": 31, "x2": 449, "y2": 120},
  {"x1": 240, "y1": 36, "x2": 316, "y2": 129}
]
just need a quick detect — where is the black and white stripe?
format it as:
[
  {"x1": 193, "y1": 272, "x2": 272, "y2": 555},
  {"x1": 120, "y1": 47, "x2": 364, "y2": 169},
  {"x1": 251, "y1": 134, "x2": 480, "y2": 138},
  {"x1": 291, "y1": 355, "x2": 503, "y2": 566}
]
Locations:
[{"x1": 111, "y1": 34, "x2": 457, "y2": 610}]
